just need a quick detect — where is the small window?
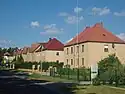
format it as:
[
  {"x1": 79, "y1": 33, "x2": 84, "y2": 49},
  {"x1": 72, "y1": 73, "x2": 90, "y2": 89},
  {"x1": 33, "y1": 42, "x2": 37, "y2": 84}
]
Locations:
[
  {"x1": 76, "y1": 46, "x2": 79, "y2": 53},
  {"x1": 112, "y1": 43, "x2": 115, "y2": 49},
  {"x1": 71, "y1": 47, "x2": 73, "y2": 54},
  {"x1": 56, "y1": 52, "x2": 59, "y2": 56},
  {"x1": 67, "y1": 59, "x2": 68, "y2": 64},
  {"x1": 71, "y1": 59, "x2": 73, "y2": 65},
  {"x1": 104, "y1": 45, "x2": 108, "y2": 52},
  {"x1": 67, "y1": 48, "x2": 69, "y2": 54},
  {"x1": 82, "y1": 58, "x2": 84, "y2": 65},
  {"x1": 56, "y1": 60, "x2": 59, "y2": 63},
  {"x1": 82, "y1": 45, "x2": 84, "y2": 52}
]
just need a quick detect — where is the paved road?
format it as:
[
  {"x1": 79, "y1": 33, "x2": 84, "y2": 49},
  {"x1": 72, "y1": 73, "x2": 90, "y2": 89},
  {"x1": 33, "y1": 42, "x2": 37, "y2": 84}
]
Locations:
[{"x1": 0, "y1": 70, "x2": 76, "y2": 94}]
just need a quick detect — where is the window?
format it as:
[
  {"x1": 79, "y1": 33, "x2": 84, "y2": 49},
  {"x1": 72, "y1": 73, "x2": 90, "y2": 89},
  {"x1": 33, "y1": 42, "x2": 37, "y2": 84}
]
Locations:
[
  {"x1": 82, "y1": 45, "x2": 84, "y2": 52},
  {"x1": 104, "y1": 45, "x2": 108, "y2": 52},
  {"x1": 71, "y1": 59, "x2": 73, "y2": 65},
  {"x1": 112, "y1": 43, "x2": 115, "y2": 49},
  {"x1": 82, "y1": 58, "x2": 84, "y2": 65},
  {"x1": 71, "y1": 47, "x2": 73, "y2": 54},
  {"x1": 76, "y1": 46, "x2": 79, "y2": 53},
  {"x1": 67, "y1": 59, "x2": 68, "y2": 64},
  {"x1": 56, "y1": 60, "x2": 59, "y2": 63},
  {"x1": 56, "y1": 52, "x2": 59, "y2": 56},
  {"x1": 67, "y1": 48, "x2": 69, "y2": 54}
]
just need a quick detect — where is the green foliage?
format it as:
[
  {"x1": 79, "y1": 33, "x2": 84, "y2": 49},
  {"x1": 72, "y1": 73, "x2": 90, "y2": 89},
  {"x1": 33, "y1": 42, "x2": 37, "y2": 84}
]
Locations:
[
  {"x1": 92, "y1": 77, "x2": 101, "y2": 86},
  {"x1": 97, "y1": 54, "x2": 125, "y2": 86},
  {"x1": 15, "y1": 61, "x2": 40, "y2": 69},
  {"x1": 42, "y1": 62, "x2": 49, "y2": 71}
]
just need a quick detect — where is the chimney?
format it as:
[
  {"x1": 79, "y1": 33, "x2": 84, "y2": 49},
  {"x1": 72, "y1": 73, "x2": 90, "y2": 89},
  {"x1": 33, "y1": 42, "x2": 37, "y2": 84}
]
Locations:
[
  {"x1": 49, "y1": 38, "x2": 52, "y2": 41},
  {"x1": 94, "y1": 22, "x2": 103, "y2": 28}
]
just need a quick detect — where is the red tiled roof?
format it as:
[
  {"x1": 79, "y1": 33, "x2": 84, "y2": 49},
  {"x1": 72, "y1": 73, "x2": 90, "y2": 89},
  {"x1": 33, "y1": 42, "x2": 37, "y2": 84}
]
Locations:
[
  {"x1": 16, "y1": 49, "x2": 23, "y2": 55},
  {"x1": 65, "y1": 23, "x2": 125, "y2": 46},
  {"x1": 29, "y1": 43, "x2": 41, "y2": 53},
  {"x1": 29, "y1": 38, "x2": 64, "y2": 53},
  {"x1": 44, "y1": 38, "x2": 64, "y2": 51}
]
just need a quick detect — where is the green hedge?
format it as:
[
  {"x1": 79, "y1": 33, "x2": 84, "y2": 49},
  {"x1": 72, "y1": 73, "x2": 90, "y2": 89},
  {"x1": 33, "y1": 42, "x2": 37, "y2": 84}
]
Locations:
[{"x1": 15, "y1": 61, "x2": 40, "y2": 69}]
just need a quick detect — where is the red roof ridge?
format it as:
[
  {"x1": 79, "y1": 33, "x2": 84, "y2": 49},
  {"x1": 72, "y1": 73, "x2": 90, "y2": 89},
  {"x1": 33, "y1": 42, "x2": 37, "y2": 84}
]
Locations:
[{"x1": 65, "y1": 23, "x2": 125, "y2": 46}]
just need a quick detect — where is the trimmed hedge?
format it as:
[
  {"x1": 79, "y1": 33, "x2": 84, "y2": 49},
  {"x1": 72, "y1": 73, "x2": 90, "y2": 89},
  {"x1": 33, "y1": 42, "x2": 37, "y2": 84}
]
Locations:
[{"x1": 15, "y1": 61, "x2": 40, "y2": 69}]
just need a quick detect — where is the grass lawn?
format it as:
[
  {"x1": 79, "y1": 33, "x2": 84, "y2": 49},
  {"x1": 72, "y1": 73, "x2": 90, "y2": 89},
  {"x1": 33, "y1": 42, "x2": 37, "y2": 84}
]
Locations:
[
  {"x1": 28, "y1": 72, "x2": 76, "y2": 83},
  {"x1": 74, "y1": 85, "x2": 125, "y2": 94}
]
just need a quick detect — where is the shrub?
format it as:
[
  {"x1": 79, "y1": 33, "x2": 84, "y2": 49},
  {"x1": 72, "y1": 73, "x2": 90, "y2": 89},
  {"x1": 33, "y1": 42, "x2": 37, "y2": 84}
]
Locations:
[{"x1": 92, "y1": 77, "x2": 101, "y2": 86}]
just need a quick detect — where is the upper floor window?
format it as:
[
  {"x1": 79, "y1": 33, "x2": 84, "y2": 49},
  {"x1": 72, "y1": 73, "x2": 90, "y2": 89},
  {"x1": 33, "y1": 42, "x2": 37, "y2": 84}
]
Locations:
[
  {"x1": 71, "y1": 47, "x2": 73, "y2": 54},
  {"x1": 71, "y1": 59, "x2": 73, "y2": 65},
  {"x1": 56, "y1": 52, "x2": 59, "y2": 56},
  {"x1": 82, "y1": 45, "x2": 84, "y2": 52},
  {"x1": 104, "y1": 45, "x2": 108, "y2": 52},
  {"x1": 76, "y1": 46, "x2": 79, "y2": 53},
  {"x1": 67, "y1": 48, "x2": 69, "y2": 54}
]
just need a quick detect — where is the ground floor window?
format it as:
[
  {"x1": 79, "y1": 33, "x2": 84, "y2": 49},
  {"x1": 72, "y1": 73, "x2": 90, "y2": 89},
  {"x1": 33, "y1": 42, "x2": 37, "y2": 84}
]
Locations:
[{"x1": 71, "y1": 59, "x2": 73, "y2": 65}]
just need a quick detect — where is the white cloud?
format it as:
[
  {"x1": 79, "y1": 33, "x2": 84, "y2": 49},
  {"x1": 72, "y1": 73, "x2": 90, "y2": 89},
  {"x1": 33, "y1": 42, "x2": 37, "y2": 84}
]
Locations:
[
  {"x1": 30, "y1": 21, "x2": 40, "y2": 28},
  {"x1": 40, "y1": 24, "x2": 63, "y2": 35},
  {"x1": 59, "y1": 12, "x2": 69, "y2": 16},
  {"x1": 114, "y1": 11, "x2": 125, "y2": 16},
  {"x1": 0, "y1": 39, "x2": 16, "y2": 48},
  {"x1": 59, "y1": 7, "x2": 84, "y2": 24},
  {"x1": 74, "y1": 7, "x2": 83, "y2": 13},
  {"x1": 65, "y1": 15, "x2": 83, "y2": 24},
  {"x1": 92, "y1": 7, "x2": 110, "y2": 16},
  {"x1": 116, "y1": 33, "x2": 125, "y2": 41}
]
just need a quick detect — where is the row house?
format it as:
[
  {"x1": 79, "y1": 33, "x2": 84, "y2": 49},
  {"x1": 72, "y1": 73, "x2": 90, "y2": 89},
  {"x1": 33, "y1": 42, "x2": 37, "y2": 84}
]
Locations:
[
  {"x1": 17, "y1": 38, "x2": 64, "y2": 63},
  {"x1": 64, "y1": 23, "x2": 125, "y2": 68}
]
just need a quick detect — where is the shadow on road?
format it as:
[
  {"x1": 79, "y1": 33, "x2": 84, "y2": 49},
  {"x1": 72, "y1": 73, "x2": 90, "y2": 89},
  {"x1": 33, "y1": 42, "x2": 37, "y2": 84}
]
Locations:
[{"x1": 0, "y1": 70, "x2": 77, "y2": 94}]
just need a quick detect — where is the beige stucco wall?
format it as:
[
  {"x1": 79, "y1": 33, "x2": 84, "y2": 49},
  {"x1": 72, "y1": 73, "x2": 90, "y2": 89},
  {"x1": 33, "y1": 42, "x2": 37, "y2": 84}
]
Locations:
[
  {"x1": 8, "y1": 56, "x2": 15, "y2": 62},
  {"x1": 21, "y1": 50, "x2": 64, "y2": 63},
  {"x1": 33, "y1": 52, "x2": 45, "y2": 62},
  {"x1": 26, "y1": 53, "x2": 32, "y2": 62},
  {"x1": 44, "y1": 50, "x2": 64, "y2": 63},
  {"x1": 64, "y1": 42, "x2": 125, "y2": 68},
  {"x1": 64, "y1": 43, "x2": 88, "y2": 68},
  {"x1": 87, "y1": 42, "x2": 125, "y2": 67},
  {"x1": 22, "y1": 54, "x2": 28, "y2": 62}
]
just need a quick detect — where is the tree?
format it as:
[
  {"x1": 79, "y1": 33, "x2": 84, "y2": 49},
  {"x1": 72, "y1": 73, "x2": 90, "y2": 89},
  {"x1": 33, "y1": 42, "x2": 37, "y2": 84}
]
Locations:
[{"x1": 97, "y1": 54, "x2": 124, "y2": 86}]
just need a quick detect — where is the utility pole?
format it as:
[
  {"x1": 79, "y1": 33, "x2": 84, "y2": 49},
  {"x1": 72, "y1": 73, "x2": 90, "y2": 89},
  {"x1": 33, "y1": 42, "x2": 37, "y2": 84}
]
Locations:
[{"x1": 76, "y1": 0, "x2": 79, "y2": 82}]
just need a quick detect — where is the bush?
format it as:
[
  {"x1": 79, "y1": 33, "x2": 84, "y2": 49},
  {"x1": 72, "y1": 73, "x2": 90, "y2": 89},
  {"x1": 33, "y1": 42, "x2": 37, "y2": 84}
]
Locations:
[
  {"x1": 15, "y1": 61, "x2": 40, "y2": 69},
  {"x1": 92, "y1": 77, "x2": 101, "y2": 86}
]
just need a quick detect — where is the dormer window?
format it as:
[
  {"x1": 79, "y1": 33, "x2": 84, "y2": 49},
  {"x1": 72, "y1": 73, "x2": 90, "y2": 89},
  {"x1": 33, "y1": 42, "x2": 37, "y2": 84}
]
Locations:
[{"x1": 103, "y1": 34, "x2": 106, "y2": 36}]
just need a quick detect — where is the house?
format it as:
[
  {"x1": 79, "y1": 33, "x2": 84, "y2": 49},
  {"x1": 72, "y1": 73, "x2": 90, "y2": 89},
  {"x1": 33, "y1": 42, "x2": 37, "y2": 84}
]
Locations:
[
  {"x1": 64, "y1": 23, "x2": 125, "y2": 68},
  {"x1": 22, "y1": 38, "x2": 64, "y2": 63}
]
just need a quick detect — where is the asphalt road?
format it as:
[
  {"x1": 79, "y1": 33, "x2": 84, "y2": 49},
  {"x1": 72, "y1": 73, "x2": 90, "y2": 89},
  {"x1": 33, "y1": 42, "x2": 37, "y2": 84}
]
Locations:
[
  {"x1": 0, "y1": 70, "x2": 76, "y2": 94},
  {"x1": 0, "y1": 70, "x2": 62, "y2": 94}
]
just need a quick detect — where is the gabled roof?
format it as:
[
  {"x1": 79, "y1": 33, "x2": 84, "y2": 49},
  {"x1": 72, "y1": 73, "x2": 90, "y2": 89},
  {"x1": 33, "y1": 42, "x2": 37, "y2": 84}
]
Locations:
[
  {"x1": 44, "y1": 38, "x2": 64, "y2": 51},
  {"x1": 65, "y1": 23, "x2": 125, "y2": 46},
  {"x1": 16, "y1": 49, "x2": 23, "y2": 55},
  {"x1": 30, "y1": 38, "x2": 64, "y2": 53},
  {"x1": 29, "y1": 43, "x2": 41, "y2": 53},
  {"x1": 4, "y1": 52, "x2": 11, "y2": 56}
]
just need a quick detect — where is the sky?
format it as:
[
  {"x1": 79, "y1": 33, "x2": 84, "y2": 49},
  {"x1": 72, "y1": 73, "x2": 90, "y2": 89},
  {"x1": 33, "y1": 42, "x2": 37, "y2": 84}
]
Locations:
[{"x1": 0, "y1": 0, "x2": 125, "y2": 48}]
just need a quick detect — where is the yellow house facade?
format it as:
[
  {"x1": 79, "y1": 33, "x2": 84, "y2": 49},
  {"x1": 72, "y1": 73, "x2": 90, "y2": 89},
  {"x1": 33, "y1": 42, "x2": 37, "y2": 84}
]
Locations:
[{"x1": 64, "y1": 23, "x2": 125, "y2": 68}]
